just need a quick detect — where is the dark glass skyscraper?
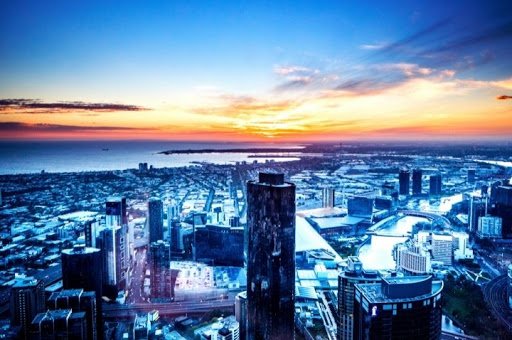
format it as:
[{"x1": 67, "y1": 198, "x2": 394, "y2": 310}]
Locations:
[
  {"x1": 61, "y1": 245, "x2": 103, "y2": 302},
  {"x1": 149, "y1": 240, "x2": 172, "y2": 299},
  {"x1": 10, "y1": 276, "x2": 45, "y2": 339},
  {"x1": 148, "y1": 197, "x2": 164, "y2": 243},
  {"x1": 353, "y1": 276, "x2": 443, "y2": 340},
  {"x1": 399, "y1": 169, "x2": 410, "y2": 196},
  {"x1": 246, "y1": 172, "x2": 296, "y2": 340},
  {"x1": 429, "y1": 174, "x2": 442, "y2": 196},
  {"x1": 412, "y1": 169, "x2": 423, "y2": 195}
]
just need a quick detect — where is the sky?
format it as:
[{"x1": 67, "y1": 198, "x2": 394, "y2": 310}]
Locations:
[{"x1": 1, "y1": 0, "x2": 512, "y2": 142}]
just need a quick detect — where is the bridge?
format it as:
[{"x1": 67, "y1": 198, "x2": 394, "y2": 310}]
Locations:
[
  {"x1": 399, "y1": 210, "x2": 451, "y2": 228},
  {"x1": 102, "y1": 299, "x2": 235, "y2": 319}
]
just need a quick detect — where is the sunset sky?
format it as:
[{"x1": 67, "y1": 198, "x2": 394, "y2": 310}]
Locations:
[{"x1": 1, "y1": 0, "x2": 512, "y2": 141}]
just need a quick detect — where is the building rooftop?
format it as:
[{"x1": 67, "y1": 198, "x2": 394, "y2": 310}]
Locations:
[
  {"x1": 356, "y1": 276, "x2": 443, "y2": 304},
  {"x1": 61, "y1": 245, "x2": 100, "y2": 255},
  {"x1": 12, "y1": 276, "x2": 39, "y2": 288}
]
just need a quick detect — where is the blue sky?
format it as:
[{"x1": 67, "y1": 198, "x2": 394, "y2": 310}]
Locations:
[{"x1": 1, "y1": 1, "x2": 511, "y2": 140}]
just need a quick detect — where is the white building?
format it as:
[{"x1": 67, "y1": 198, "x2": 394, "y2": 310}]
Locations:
[
  {"x1": 452, "y1": 231, "x2": 474, "y2": 260},
  {"x1": 395, "y1": 241, "x2": 431, "y2": 274},
  {"x1": 477, "y1": 216, "x2": 502, "y2": 239}
]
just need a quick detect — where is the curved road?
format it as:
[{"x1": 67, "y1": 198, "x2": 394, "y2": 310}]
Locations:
[{"x1": 483, "y1": 275, "x2": 512, "y2": 333}]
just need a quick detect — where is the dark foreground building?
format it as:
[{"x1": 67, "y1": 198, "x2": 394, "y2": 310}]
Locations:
[
  {"x1": 338, "y1": 257, "x2": 381, "y2": 340},
  {"x1": 354, "y1": 275, "x2": 443, "y2": 340},
  {"x1": 246, "y1": 172, "x2": 296, "y2": 340},
  {"x1": 61, "y1": 245, "x2": 103, "y2": 302}
]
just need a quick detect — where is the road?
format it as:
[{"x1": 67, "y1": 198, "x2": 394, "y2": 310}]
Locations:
[
  {"x1": 482, "y1": 275, "x2": 512, "y2": 333},
  {"x1": 127, "y1": 247, "x2": 147, "y2": 304}
]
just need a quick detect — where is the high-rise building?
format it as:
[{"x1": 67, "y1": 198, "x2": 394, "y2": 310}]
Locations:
[
  {"x1": 399, "y1": 169, "x2": 410, "y2": 196},
  {"x1": 97, "y1": 225, "x2": 126, "y2": 296},
  {"x1": 133, "y1": 314, "x2": 150, "y2": 340},
  {"x1": 149, "y1": 240, "x2": 172, "y2": 299},
  {"x1": 491, "y1": 185, "x2": 512, "y2": 238},
  {"x1": 148, "y1": 197, "x2": 164, "y2": 243},
  {"x1": 61, "y1": 245, "x2": 103, "y2": 302},
  {"x1": 467, "y1": 168, "x2": 476, "y2": 183},
  {"x1": 338, "y1": 257, "x2": 381, "y2": 340},
  {"x1": 29, "y1": 309, "x2": 87, "y2": 340},
  {"x1": 169, "y1": 219, "x2": 183, "y2": 253},
  {"x1": 84, "y1": 217, "x2": 99, "y2": 248},
  {"x1": 469, "y1": 196, "x2": 487, "y2": 232},
  {"x1": 477, "y1": 216, "x2": 503, "y2": 239},
  {"x1": 322, "y1": 187, "x2": 335, "y2": 208},
  {"x1": 9, "y1": 276, "x2": 45, "y2": 339},
  {"x1": 104, "y1": 197, "x2": 129, "y2": 284},
  {"x1": 47, "y1": 289, "x2": 98, "y2": 340},
  {"x1": 431, "y1": 234, "x2": 453, "y2": 266},
  {"x1": 246, "y1": 172, "x2": 296, "y2": 340},
  {"x1": 105, "y1": 196, "x2": 127, "y2": 227},
  {"x1": 412, "y1": 169, "x2": 423, "y2": 195},
  {"x1": 353, "y1": 276, "x2": 443, "y2": 340},
  {"x1": 235, "y1": 291, "x2": 247, "y2": 340},
  {"x1": 394, "y1": 241, "x2": 431, "y2": 275},
  {"x1": 429, "y1": 174, "x2": 442, "y2": 196}
]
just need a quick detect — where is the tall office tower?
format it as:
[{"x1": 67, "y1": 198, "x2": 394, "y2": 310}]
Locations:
[
  {"x1": 246, "y1": 172, "x2": 296, "y2": 340},
  {"x1": 431, "y1": 233, "x2": 453, "y2": 266},
  {"x1": 469, "y1": 196, "x2": 486, "y2": 232},
  {"x1": 429, "y1": 174, "x2": 442, "y2": 196},
  {"x1": 354, "y1": 276, "x2": 443, "y2": 340},
  {"x1": 105, "y1": 196, "x2": 127, "y2": 227},
  {"x1": 148, "y1": 197, "x2": 164, "y2": 243},
  {"x1": 9, "y1": 276, "x2": 45, "y2": 339},
  {"x1": 105, "y1": 197, "x2": 129, "y2": 280},
  {"x1": 491, "y1": 185, "x2": 512, "y2": 238},
  {"x1": 398, "y1": 169, "x2": 410, "y2": 196},
  {"x1": 467, "y1": 168, "x2": 476, "y2": 183},
  {"x1": 149, "y1": 240, "x2": 172, "y2": 299},
  {"x1": 235, "y1": 291, "x2": 248, "y2": 340},
  {"x1": 61, "y1": 245, "x2": 103, "y2": 302},
  {"x1": 29, "y1": 309, "x2": 87, "y2": 339},
  {"x1": 338, "y1": 257, "x2": 381, "y2": 340},
  {"x1": 134, "y1": 314, "x2": 150, "y2": 339},
  {"x1": 169, "y1": 219, "x2": 183, "y2": 252},
  {"x1": 322, "y1": 187, "x2": 335, "y2": 208},
  {"x1": 84, "y1": 217, "x2": 99, "y2": 248},
  {"x1": 47, "y1": 289, "x2": 98, "y2": 340},
  {"x1": 97, "y1": 225, "x2": 126, "y2": 296},
  {"x1": 412, "y1": 169, "x2": 423, "y2": 195},
  {"x1": 167, "y1": 203, "x2": 179, "y2": 237}
]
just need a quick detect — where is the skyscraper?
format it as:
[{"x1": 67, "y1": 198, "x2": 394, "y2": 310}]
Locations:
[
  {"x1": 83, "y1": 217, "x2": 99, "y2": 248},
  {"x1": 47, "y1": 289, "x2": 99, "y2": 340},
  {"x1": 246, "y1": 172, "x2": 296, "y2": 340},
  {"x1": 322, "y1": 187, "x2": 335, "y2": 208},
  {"x1": 148, "y1": 197, "x2": 164, "y2": 243},
  {"x1": 29, "y1": 309, "x2": 87, "y2": 340},
  {"x1": 412, "y1": 169, "x2": 423, "y2": 195},
  {"x1": 429, "y1": 174, "x2": 442, "y2": 196},
  {"x1": 353, "y1": 276, "x2": 443, "y2": 340},
  {"x1": 61, "y1": 245, "x2": 103, "y2": 302},
  {"x1": 399, "y1": 169, "x2": 410, "y2": 196},
  {"x1": 338, "y1": 257, "x2": 381, "y2": 340},
  {"x1": 149, "y1": 240, "x2": 172, "y2": 299},
  {"x1": 9, "y1": 276, "x2": 45, "y2": 339},
  {"x1": 97, "y1": 225, "x2": 126, "y2": 297},
  {"x1": 105, "y1": 196, "x2": 127, "y2": 227}
]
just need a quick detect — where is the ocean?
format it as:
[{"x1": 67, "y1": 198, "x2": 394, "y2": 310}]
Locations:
[{"x1": 0, "y1": 141, "x2": 301, "y2": 175}]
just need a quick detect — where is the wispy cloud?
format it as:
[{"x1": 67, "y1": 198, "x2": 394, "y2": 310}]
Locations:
[
  {"x1": 359, "y1": 43, "x2": 387, "y2": 50},
  {"x1": 0, "y1": 99, "x2": 150, "y2": 114},
  {"x1": 497, "y1": 95, "x2": 512, "y2": 100},
  {"x1": 0, "y1": 122, "x2": 148, "y2": 132}
]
